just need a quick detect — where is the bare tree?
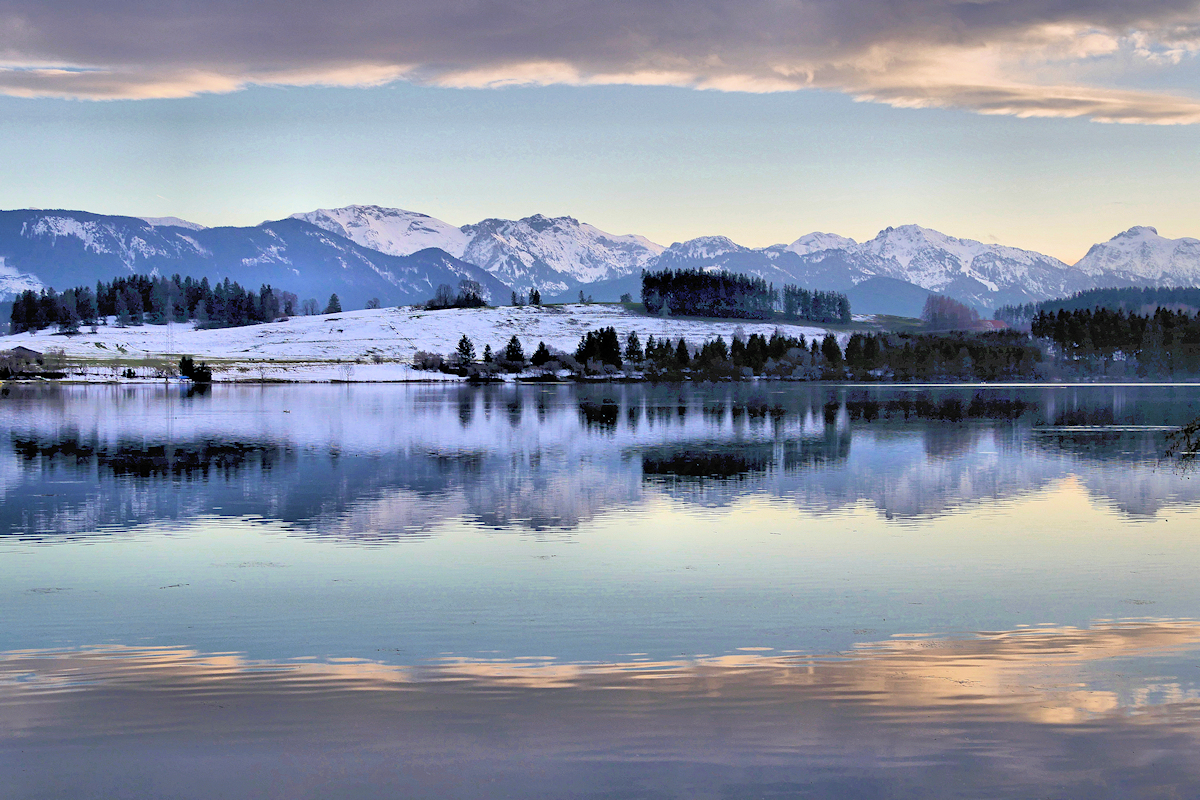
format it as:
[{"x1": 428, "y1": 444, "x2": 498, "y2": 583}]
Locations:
[
  {"x1": 457, "y1": 279, "x2": 483, "y2": 307},
  {"x1": 430, "y1": 284, "x2": 455, "y2": 309},
  {"x1": 922, "y1": 295, "x2": 979, "y2": 331}
]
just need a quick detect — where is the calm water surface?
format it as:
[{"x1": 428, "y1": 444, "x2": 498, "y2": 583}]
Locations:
[{"x1": 4, "y1": 382, "x2": 1200, "y2": 798}]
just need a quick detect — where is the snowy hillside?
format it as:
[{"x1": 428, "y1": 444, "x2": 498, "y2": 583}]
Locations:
[
  {"x1": 2, "y1": 304, "x2": 832, "y2": 383},
  {"x1": 293, "y1": 205, "x2": 470, "y2": 258},
  {"x1": 1073, "y1": 226, "x2": 1200, "y2": 285}
]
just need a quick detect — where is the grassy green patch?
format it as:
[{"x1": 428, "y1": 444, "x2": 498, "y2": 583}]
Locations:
[{"x1": 870, "y1": 315, "x2": 926, "y2": 333}]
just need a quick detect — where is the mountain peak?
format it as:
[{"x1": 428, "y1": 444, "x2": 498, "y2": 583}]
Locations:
[
  {"x1": 1115, "y1": 225, "x2": 1159, "y2": 239},
  {"x1": 515, "y1": 213, "x2": 581, "y2": 233},
  {"x1": 875, "y1": 223, "x2": 940, "y2": 241},
  {"x1": 345, "y1": 204, "x2": 434, "y2": 219},
  {"x1": 292, "y1": 204, "x2": 436, "y2": 224},
  {"x1": 1074, "y1": 225, "x2": 1200, "y2": 281},
  {"x1": 455, "y1": 213, "x2": 663, "y2": 292},
  {"x1": 665, "y1": 236, "x2": 747, "y2": 258},
  {"x1": 784, "y1": 231, "x2": 856, "y2": 257},
  {"x1": 291, "y1": 205, "x2": 469, "y2": 258},
  {"x1": 140, "y1": 216, "x2": 206, "y2": 231}
]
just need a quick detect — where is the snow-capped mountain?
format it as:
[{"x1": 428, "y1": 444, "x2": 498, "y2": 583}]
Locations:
[
  {"x1": 620, "y1": 223, "x2": 1200, "y2": 313},
  {"x1": 0, "y1": 210, "x2": 507, "y2": 308},
  {"x1": 0, "y1": 257, "x2": 42, "y2": 298},
  {"x1": 849, "y1": 225, "x2": 1091, "y2": 309},
  {"x1": 1073, "y1": 226, "x2": 1200, "y2": 285},
  {"x1": 140, "y1": 216, "x2": 207, "y2": 231},
  {"x1": 654, "y1": 236, "x2": 750, "y2": 263},
  {"x1": 293, "y1": 205, "x2": 470, "y2": 259},
  {"x1": 780, "y1": 232, "x2": 858, "y2": 257},
  {"x1": 292, "y1": 206, "x2": 663, "y2": 296},
  {"x1": 634, "y1": 225, "x2": 1095, "y2": 312},
  {"x1": 461, "y1": 214, "x2": 664, "y2": 294},
  {"x1": 647, "y1": 236, "x2": 804, "y2": 288},
  {"x1": 7, "y1": 203, "x2": 1200, "y2": 318}
]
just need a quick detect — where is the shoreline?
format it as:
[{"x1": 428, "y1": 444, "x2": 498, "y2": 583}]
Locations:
[
  {"x1": 6, "y1": 373, "x2": 1200, "y2": 388},
  {"x1": 3, "y1": 304, "x2": 1194, "y2": 387}
]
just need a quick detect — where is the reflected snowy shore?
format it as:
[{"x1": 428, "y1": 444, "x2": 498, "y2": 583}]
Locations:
[{"x1": 2, "y1": 382, "x2": 1199, "y2": 539}]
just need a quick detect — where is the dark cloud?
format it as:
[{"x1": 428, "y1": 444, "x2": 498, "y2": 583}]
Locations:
[{"x1": 1, "y1": 0, "x2": 1199, "y2": 121}]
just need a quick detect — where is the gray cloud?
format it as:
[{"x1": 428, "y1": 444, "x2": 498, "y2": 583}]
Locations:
[{"x1": 1, "y1": 0, "x2": 1199, "y2": 121}]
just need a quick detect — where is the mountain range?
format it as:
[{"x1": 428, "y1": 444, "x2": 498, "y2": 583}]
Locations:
[
  {"x1": 293, "y1": 206, "x2": 663, "y2": 296},
  {"x1": 2, "y1": 204, "x2": 1199, "y2": 318},
  {"x1": 0, "y1": 210, "x2": 506, "y2": 310}
]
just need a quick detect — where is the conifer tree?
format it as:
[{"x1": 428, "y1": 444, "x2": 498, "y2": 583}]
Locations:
[
  {"x1": 821, "y1": 334, "x2": 843, "y2": 367},
  {"x1": 624, "y1": 331, "x2": 643, "y2": 363},
  {"x1": 675, "y1": 338, "x2": 690, "y2": 366},
  {"x1": 456, "y1": 335, "x2": 476, "y2": 364},
  {"x1": 504, "y1": 336, "x2": 525, "y2": 364}
]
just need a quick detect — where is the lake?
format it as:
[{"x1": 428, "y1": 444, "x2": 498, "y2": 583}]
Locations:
[{"x1": 4, "y1": 382, "x2": 1200, "y2": 798}]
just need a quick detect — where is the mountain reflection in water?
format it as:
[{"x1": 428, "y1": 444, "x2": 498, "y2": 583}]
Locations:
[
  {"x1": 5, "y1": 620, "x2": 1200, "y2": 799},
  {"x1": 2, "y1": 383, "x2": 1199, "y2": 539},
  {"x1": 6, "y1": 383, "x2": 1200, "y2": 797}
]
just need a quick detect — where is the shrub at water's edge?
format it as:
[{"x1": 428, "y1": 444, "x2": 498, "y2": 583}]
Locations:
[{"x1": 178, "y1": 355, "x2": 213, "y2": 383}]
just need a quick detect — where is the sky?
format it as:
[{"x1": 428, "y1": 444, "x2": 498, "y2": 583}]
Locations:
[{"x1": 1, "y1": 0, "x2": 1199, "y2": 264}]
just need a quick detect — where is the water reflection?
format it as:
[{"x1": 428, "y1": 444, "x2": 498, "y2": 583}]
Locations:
[
  {"x1": 11, "y1": 433, "x2": 292, "y2": 477},
  {"x1": 6, "y1": 384, "x2": 1200, "y2": 796},
  {"x1": 3, "y1": 383, "x2": 1200, "y2": 539},
  {"x1": 5, "y1": 620, "x2": 1200, "y2": 798}
]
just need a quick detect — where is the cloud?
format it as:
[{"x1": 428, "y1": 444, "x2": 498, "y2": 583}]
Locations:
[{"x1": 1, "y1": 0, "x2": 1199, "y2": 121}]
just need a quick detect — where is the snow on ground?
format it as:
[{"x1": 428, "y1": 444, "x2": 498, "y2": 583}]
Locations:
[{"x1": 0, "y1": 304, "x2": 835, "y2": 382}]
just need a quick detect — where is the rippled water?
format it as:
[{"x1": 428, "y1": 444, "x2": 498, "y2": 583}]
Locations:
[{"x1": 4, "y1": 382, "x2": 1200, "y2": 798}]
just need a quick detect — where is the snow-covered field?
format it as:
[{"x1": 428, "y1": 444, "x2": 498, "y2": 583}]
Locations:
[{"x1": 1, "y1": 304, "x2": 835, "y2": 382}]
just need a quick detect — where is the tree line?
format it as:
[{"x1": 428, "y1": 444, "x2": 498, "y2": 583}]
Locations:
[
  {"x1": 641, "y1": 268, "x2": 850, "y2": 323},
  {"x1": 781, "y1": 285, "x2": 852, "y2": 324},
  {"x1": 1031, "y1": 306, "x2": 1200, "y2": 376},
  {"x1": 642, "y1": 268, "x2": 776, "y2": 319},
  {"x1": 996, "y1": 286, "x2": 1200, "y2": 329},
  {"x1": 414, "y1": 326, "x2": 1041, "y2": 382},
  {"x1": 10, "y1": 275, "x2": 299, "y2": 333}
]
